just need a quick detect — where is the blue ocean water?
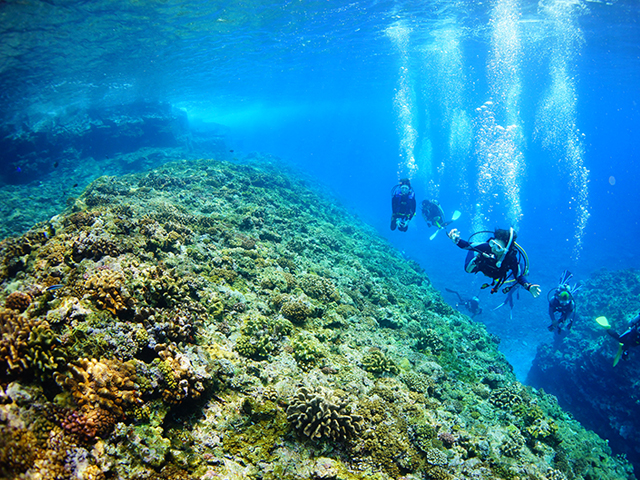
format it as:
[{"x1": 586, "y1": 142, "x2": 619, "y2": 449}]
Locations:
[{"x1": 0, "y1": 0, "x2": 639, "y2": 464}]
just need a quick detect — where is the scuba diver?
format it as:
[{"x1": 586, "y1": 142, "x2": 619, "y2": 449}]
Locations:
[
  {"x1": 421, "y1": 199, "x2": 461, "y2": 240},
  {"x1": 448, "y1": 227, "x2": 541, "y2": 298},
  {"x1": 547, "y1": 270, "x2": 579, "y2": 334},
  {"x1": 390, "y1": 178, "x2": 416, "y2": 232},
  {"x1": 445, "y1": 288, "x2": 482, "y2": 318},
  {"x1": 596, "y1": 314, "x2": 640, "y2": 366}
]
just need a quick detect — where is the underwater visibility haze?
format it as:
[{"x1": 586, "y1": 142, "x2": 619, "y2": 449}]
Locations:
[{"x1": 1, "y1": 0, "x2": 640, "y2": 478}]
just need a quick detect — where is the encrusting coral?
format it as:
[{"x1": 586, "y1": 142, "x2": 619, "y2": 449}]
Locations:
[{"x1": 0, "y1": 155, "x2": 635, "y2": 480}]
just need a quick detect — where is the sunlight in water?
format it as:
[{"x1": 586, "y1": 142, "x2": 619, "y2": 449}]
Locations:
[
  {"x1": 535, "y1": 0, "x2": 588, "y2": 259},
  {"x1": 386, "y1": 22, "x2": 418, "y2": 180}
]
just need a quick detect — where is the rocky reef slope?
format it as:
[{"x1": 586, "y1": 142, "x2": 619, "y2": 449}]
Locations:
[
  {"x1": 529, "y1": 269, "x2": 640, "y2": 476},
  {"x1": 0, "y1": 156, "x2": 634, "y2": 480}
]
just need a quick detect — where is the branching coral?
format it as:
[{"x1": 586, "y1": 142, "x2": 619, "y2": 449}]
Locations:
[
  {"x1": 286, "y1": 386, "x2": 362, "y2": 441},
  {"x1": 0, "y1": 309, "x2": 65, "y2": 378},
  {"x1": 0, "y1": 426, "x2": 39, "y2": 477},
  {"x1": 414, "y1": 328, "x2": 445, "y2": 355},
  {"x1": 280, "y1": 298, "x2": 313, "y2": 324},
  {"x1": 235, "y1": 315, "x2": 292, "y2": 360},
  {"x1": 291, "y1": 333, "x2": 326, "y2": 370},
  {"x1": 59, "y1": 404, "x2": 118, "y2": 441},
  {"x1": 298, "y1": 274, "x2": 339, "y2": 303}
]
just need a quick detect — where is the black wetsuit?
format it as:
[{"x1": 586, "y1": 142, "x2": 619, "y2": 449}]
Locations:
[
  {"x1": 548, "y1": 297, "x2": 575, "y2": 332},
  {"x1": 391, "y1": 187, "x2": 416, "y2": 232},
  {"x1": 608, "y1": 314, "x2": 640, "y2": 358},
  {"x1": 455, "y1": 239, "x2": 532, "y2": 294},
  {"x1": 421, "y1": 200, "x2": 445, "y2": 228}
]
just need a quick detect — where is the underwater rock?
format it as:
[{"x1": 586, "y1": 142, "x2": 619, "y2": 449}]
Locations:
[
  {"x1": 529, "y1": 268, "x2": 640, "y2": 476},
  {"x1": 0, "y1": 155, "x2": 635, "y2": 479}
]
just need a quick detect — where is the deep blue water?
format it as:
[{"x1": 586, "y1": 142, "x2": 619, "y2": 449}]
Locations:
[{"x1": 1, "y1": 0, "x2": 639, "y2": 460}]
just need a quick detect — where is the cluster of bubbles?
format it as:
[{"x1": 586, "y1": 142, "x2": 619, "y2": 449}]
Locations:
[
  {"x1": 487, "y1": 0, "x2": 523, "y2": 124},
  {"x1": 473, "y1": 101, "x2": 524, "y2": 232},
  {"x1": 534, "y1": 0, "x2": 589, "y2": 259},
  {"x1": 386, "y1": 22, "x2": 418, "y2": 181}
]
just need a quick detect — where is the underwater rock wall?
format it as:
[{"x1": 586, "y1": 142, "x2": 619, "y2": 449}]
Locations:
[
  {"x1": 0, "y1": 102, "x2": 227, "y2": 185},
  {"x1": 529, "y1": 269, "x2": 640, "y2": 476},
  {"x1": 0, "y1": 155, "x2": 635, "y2": 480}
]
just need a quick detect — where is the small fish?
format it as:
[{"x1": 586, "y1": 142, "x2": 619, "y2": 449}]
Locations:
[
  {"x1": 45, "y1": 284, "x2": 64, "y2": 291},
  {"x1": 15, "y1": 166, "x2": 22, "y2": 173},
  {"x1": 229, "y1": 150, "x2": 234, "y2": 153},
  {"x1": 53, "y1": 161, "x2": 59, "y2": 168},
  {"x1": 73, "y1": 183, "x2": 78, "y2": 188}
]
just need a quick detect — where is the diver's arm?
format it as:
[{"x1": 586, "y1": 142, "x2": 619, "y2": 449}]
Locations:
[
  {"x1": 391, "y1": 195, "x2": 400, "y2": 212},
  {"x1": 512, "y1": 258, "x2": 541, "y2": 297},
  {"x1": 408, "y1": 195, "x2": 416, "y2": 217}
]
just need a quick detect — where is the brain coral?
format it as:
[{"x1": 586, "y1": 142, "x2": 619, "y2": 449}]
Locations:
[
  {"x1": 286, "y1": 386, "x2": 363, "y2": 441},
  {"x1": 4, "y1": 291, "x2": 32, "y2": 312}
]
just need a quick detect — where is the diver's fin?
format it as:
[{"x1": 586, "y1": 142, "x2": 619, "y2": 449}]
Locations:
[
  {"x1": 613, "y1": 344, "x2": 624, "y2": 367},
  {"x1": 559, "y1": 270, "x2": 573, "y2": 285},
  {"x1": 595, "y1": 316, "x2": 611, "y2": 329},
  {"x1": 451, "y1": 210, "x2": 461, "y2": 221},
  {"x1": 429, "y1": 229, "x2": 440, "y2": 241}
]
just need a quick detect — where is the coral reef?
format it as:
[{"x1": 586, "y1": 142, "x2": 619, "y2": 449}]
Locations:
[{"x1": 0, "y1": 156, "x2": 635, "y2": 479}]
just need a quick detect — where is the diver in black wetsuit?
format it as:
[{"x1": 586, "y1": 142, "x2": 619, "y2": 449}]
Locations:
[
  {"x1": 445, "y1": 288, "x2": 482, "y2": 318},
  {"x1": 547, "y1": 270, "x2": 578, "y2": 334},
  {"x1": 421, "y1": 200, "x2": 446, "y2": 229},
  {"x1": 599, "y1": 314, "x2": 640, "y2": 365},
  {"x1": 548, "y1": 290, "x2": 575, "y2": 333},
  {"x1": 448, "y1": 227, "x2": 541, "y2": 298},
  {"x1": 390, "y1": 178, "x2": 416, "y2": 232}
]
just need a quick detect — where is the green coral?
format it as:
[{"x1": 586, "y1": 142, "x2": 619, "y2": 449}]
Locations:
[
  {"x1": 298, "y1": 273, "x2": 339, "y2": 303},
  {"x1": 291, "y1": 333, "x2": 326, "y2": 370},
  {"x1": 526, "y1": 417, "x2": 560, "y2": 446},
  {"x1": 224, "y1": 398, "x2": 288, "y2": 464},
  {"x1": 414, "y1": 328, "x2": 445, "y2": 355},
  {"x1": 362, "y1": 349, "x2": 398, "y2": 376},
  {"x1": 235, "y1": 315, "x2": 293, "y2": 360},
  {"x1": 280, "y1": 299, "x2": 312, "y2": 324}
]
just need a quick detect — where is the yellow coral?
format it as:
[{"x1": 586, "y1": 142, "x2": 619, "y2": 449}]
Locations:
[
  {"x1": 85, "y1": 270, "x2": 134, "y2": 315},
  {"x1": 54, "y1": 358, "x2": 142, "y2": 418}
]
